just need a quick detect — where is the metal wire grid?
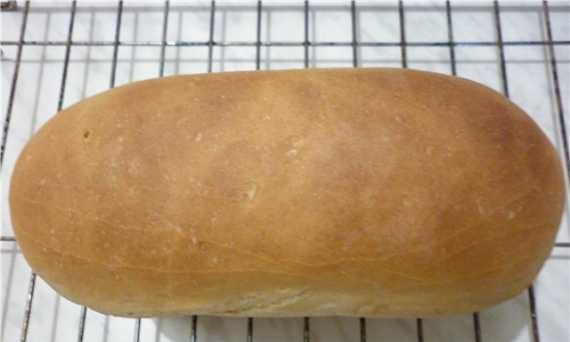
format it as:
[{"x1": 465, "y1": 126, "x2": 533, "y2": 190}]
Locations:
[{"x1": 0, "y1": 1, "x2": 568, "y2": 342}]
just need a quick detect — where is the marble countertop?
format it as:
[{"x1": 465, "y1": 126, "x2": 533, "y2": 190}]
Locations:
[{"x1": 1, "y1": 1, "x2": 569, "y2": 341}]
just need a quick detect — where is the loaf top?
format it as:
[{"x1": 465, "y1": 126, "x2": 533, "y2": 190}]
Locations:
[{"x1": 10, "y1": 68, "x2": 565, "y2": 317}]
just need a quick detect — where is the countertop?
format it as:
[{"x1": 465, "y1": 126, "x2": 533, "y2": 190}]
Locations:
[{"x1": 1, "y1": 1, "x2": 569, "y2": 341}]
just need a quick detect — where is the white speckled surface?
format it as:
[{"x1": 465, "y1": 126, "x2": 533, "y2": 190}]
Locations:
[{"x1": 1, "y1": 1, "x2": 569, "y2": 342}]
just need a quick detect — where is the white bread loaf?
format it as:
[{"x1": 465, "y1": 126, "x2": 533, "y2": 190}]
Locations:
[{"x1": 10, "y1": 68, "x2": 565, "y2": 317}]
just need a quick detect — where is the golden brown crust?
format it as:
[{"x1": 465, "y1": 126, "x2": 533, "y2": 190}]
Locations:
[{"x1": 10, "y1": 68, "x2": 565, "y2": 317}]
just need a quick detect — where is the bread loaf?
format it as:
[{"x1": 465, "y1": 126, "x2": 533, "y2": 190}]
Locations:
[{"x1": 10, "y1": 68, "x2": 564, "y2": 317}]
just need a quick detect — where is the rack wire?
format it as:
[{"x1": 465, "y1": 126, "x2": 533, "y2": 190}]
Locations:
[{"x1": 1, "y1": 1, "x2": 569, "y2": 342}]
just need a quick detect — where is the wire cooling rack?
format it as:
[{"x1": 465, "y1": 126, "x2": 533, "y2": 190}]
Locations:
[{"x1": 1, "y1": 1, "x2": 569, "y2": 342}]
